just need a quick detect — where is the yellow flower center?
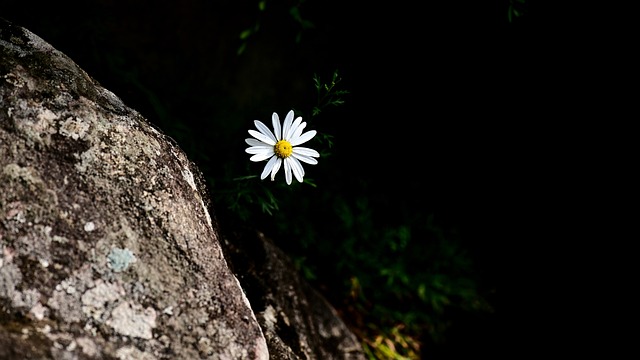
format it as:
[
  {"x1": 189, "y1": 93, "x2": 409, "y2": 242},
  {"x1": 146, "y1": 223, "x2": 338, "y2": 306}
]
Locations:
[{"x1": 274, "y1": 140, "x2": 293, "y2": 158}]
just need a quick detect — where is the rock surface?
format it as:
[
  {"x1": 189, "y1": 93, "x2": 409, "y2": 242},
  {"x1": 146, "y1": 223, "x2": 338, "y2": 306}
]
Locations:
[
  {"x1": 0, "y1": 17, "x2": 267, "y2": 359},
  {"x1": 1, "y1": 17, "x2": 365, "y2": 359},
  {"x1": 221, "y1": 230, "x2": 365, "y2": 360}
]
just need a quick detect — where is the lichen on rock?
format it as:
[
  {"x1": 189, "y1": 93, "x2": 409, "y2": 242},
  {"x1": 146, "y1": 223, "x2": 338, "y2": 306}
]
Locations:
[{"x1": 1, "y1": 17, "x2": 268, "y2": 359}]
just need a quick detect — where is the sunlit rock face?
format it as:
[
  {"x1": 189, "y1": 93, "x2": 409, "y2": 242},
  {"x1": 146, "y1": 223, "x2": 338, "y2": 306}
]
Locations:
[
  {"x1": 0, "y1": 17, "x2": 268, "y2": 360},
  {"x1": 1, "y1": 16, "x2": 366, "y2": 360}
]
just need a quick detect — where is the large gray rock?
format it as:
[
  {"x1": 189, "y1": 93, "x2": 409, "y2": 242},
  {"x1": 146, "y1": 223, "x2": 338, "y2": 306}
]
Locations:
[
  {"x1": 0, "y1": 17, "x2": 366, "y2": 360},
  {"x1": 0, "y1": 17, "x2": 267, "y2": 359}
]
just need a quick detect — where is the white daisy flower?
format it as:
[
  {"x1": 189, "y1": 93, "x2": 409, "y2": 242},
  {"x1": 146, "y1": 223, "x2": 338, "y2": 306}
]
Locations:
[{"x1": 245, "y1": 110, "x2": 320, "y2": 185}]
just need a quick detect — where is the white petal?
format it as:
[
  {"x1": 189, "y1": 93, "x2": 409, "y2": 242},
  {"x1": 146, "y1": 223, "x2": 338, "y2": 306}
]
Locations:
[
  {"x1": 249, "y1": 129, "x2": 276, "y2": 146},
  {"x1": 245, "y1": 138, "x2": 265, "y2": 147},
  {"x1": 284, "y1": 158, "x2": 292, "y2": 185},
  {"x1": 261, "y1": 156, "x2": 278, "y2": 180},
  {"x1": 286, "y1": 116, "x2": 303, "y2": 140},
  {"x1": 291, "y1": 122, "x2": 306, "y2": 140},
  {"x1": 272, "y1": 112, "x2": 282, "y2": 140},
  {"x1": 291, "y1": 153, "x2": 318, "y2": 165},
  {"x1": 250, "y1": 152, "x2": 274, "y2": 162},
  {"x1": 292, "y1": 146, "x2": 319, "y2": 157},
  {"x1": 282, "y1": 110, "x2": 294, "y2": 142},
  {"x1": 270, "y1": 157, "x2": 282, "y2": 181},
  {"x1": 289, "y1": 130, "x2": 316, "y2": 146},
  {"x1": 288, "y1": 157, "x2": 305, "y2": 183},
  {"x1": 245, "y1": 145, "x2": 273, "y2": 155},
  {"x1": 254, "y1": 120, "x2": 277, "y2": 143}
]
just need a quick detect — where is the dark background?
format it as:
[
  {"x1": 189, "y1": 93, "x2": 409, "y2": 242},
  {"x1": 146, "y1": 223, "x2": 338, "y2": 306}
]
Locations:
[{"x1": 1, "y1": 0, "x2": 541, "y2": 357}]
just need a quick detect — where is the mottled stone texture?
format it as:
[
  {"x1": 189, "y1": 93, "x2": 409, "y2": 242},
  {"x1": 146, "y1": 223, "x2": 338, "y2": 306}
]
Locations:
[
  {"x1": 0, "y1": 17, "x2": 366, "y2": 360},
  {"x1": 0, "y1": 17, "x2": 268, "y2": 359},
  {"x1": 221, "y1": 231, "x2": 366, "y2": 360}
]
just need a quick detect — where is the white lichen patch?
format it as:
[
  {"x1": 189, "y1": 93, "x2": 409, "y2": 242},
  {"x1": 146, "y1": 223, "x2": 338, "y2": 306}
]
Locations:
[
  {"x1": 81, "y1": 280, "x2": 124, "y2": 320},
  {"x1": 45, "y1": 331, "x2": 78, "y2": 356},
  {"x1": 7, "y1": 98, "x2": 58, "y2": 145},
  {"x1": 0, "y1": 263, "x2": 22, "y2": 303},
  {"x1": 32, "y1": 108, "x2": 60, "y2": 145},
  {"x1": 75, "y1": 145, "x2": 100, "y2": 173},
  {"x1": 47, "y1": 288, "x2": 83, "y2": 323},
  {"x1": 261, "y1": 305, "x2": 277, "y2": 331},
  {"x1": 84, "y1": 221, "x2": 95, "y2": 232},
  {"x1": 207, "y1": 321, "x2": 255, "y2": 359},
  {"x1": 107, "y1": 301, "x2": 157, "y2": 340},
  {"x1": 66, "y1": 340, "x2": 77, "y2": 352},
  {"x1": 29, "y1": 302, "x2": 48, "y2": 320},
  {"x1": 4, "y1": 67, "x2": 28, "y2": 87},
  {"x1": 38, "y1": 324, "x2": 52, "y2": 334},
  {"x1": 59, "y1": 117, "x2": 90, "y2": 140},
  {"x1": 162, "y1": 306, "x2": 173, "y2": 315},
  {"x1": 38, "y1": 108, "x2": 59, "y2": 122},
  {"x1": 11, "y1": 288, "x2": 40, "y2": 310},
  {"x1": 48, "y1": 268, "x2": 94, "y2": 323},
  {"x1": 3, "y1": 163, "x2": 43, "y2": 185},
  {"x1": 197, "y1": 337, "x2": 213, "y2": 355},
  {"x1": 14, "y1": 225, "x2": 54, "y2": 267},
  {"x1": 52, "y1": 235, "x2": 68, "y2": 243},
  {"x1": 1, "y1": 245, "x2": 17, "y2": 265},
  {"x1": 115, "y1": 345, "x2": 157, "y2": 360},
  {"x1": 56, "y1": 279, "x2": 77, "y2": 295},
  {"x1": 4, "y1": 202, "x2": 25, "y2": 223},
  {"x1": 75, "y1": 337, "x2": 99, "y2": 357}
]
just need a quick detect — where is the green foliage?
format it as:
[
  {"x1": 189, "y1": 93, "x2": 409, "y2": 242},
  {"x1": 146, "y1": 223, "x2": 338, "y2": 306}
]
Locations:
[
  {"x1": 508, "y1": 0, "x2": 526, "y2": 23},
  {"x1": 237, "y1": 0, "x2": 315, "y2": 54},
  {"x1": 269, "y1": 185, "x2": 492, "y2": 357},
  {"x1": 237, "y1": 1, "x2": 264, "y2": 55},
  {"x1": 327, "y1": 197, "x2": 491, "y2": 340},
  {"x1": 289, "y1": 0, "x2": 315, "y2": 43},
  {"x1": 228, "y1": 176, "x2": 279, "y2": 219},
  {"x1": 362, "y1": 324, "x2": 420, "y2": 360},
  {"x1": 313, "y1": 71, "x2": 350, "y2": 117}
]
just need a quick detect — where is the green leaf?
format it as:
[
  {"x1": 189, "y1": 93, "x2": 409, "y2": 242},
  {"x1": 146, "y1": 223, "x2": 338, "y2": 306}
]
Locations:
[
  {"x1": 239, "y1": 29, "x2": 252, "y2": 40},
  {"x1": 237, "y1": 43, "x2": 247, "y2": 55}
]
